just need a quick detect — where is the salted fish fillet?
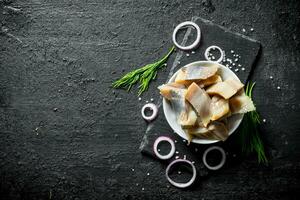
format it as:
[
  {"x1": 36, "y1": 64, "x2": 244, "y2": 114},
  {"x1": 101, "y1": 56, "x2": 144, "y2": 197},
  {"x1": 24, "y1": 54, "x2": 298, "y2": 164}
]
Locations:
[
  {"x1": 229, "y1": 91, "x2": 256, "y2": 114},
  {"x1": 185, "y1": 82, "x2": 212, "y2": 127},
  {"x1": 210, "y1": 95, "x2": 230, "y2": 121},
  {"x1": 158, "y1": 83, "x2": 197, "y2": 127},
  {"x1": 158, "y1": 83, "x2": 186, "y2": 100},
  {"x1": 175, "y1": 65, "x2": 219, "y2": 85},
  {"x1": 207, "y1": 121, "x2": 229, "y2": 141},
  {"x1": 178, "y1": 104, "x2": 198, "y2": 128},
  {"x1": 197, "y1": 75, "x2": 222, "y2": 88},
  {"x1": 185, "y1": 121, "x2": 228, "y2": 141},
  {"x1": 206, "y1": 82, "x2": 235, "y2": 99},
  {"x1": 224, "y1": 78, "x2": 244, "y2": 91}
]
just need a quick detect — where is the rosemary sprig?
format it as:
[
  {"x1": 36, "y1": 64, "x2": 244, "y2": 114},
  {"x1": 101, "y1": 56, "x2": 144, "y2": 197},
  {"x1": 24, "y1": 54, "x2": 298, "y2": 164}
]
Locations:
[
  {"x1": 112, "y1": 46, "x2": 175, "y2": 96},
  {"x1": 239, "y1": 82, "x2": 268, "y2": 164}
]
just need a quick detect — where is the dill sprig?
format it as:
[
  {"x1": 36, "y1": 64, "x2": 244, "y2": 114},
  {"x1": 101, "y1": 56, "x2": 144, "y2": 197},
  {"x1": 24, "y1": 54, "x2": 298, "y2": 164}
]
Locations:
[
  {"x1": 239, "y1": 82, "x2": 268, "y2": 164},
  {"x1": 112, "y1": 46, "x2": 175, "y2": 96}
]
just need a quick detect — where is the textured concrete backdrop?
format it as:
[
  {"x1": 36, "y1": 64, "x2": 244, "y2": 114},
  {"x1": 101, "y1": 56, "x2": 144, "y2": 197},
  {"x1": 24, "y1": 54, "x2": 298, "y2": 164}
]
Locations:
[{"x1": 0, "y1": 0, "x2": 299, "y2": 199}]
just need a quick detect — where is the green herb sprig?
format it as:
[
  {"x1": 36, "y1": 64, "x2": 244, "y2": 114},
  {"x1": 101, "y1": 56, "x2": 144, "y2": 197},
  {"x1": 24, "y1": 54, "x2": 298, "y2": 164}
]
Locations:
[
  {"x1": 239, "y1": 82, "x2": 268, "y2": 164},
  {"x1": 112, "y1": 46, "x2": 175, "y2": 96}
]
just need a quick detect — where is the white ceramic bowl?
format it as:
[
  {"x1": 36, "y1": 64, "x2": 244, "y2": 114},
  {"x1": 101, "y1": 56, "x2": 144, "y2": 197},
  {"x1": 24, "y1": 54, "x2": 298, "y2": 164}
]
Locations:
[{"x1": 163, "y1": 61, "x2": 244, "y2": 144}]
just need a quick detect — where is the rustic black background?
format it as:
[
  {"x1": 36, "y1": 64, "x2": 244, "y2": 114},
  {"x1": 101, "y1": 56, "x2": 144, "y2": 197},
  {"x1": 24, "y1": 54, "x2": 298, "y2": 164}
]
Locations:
[{"x1": 0, "y1": 0, "x2": 299, "y2": 199}]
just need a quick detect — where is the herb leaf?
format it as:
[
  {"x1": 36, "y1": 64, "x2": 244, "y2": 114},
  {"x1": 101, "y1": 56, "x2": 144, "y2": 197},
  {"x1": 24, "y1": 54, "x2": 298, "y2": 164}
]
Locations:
[
  {"x1": 239, "y1": 82, "x2": 268, "y2": 164},
  {"x1": 112, "y1": 46, "x2": 175, "y2": 96}
]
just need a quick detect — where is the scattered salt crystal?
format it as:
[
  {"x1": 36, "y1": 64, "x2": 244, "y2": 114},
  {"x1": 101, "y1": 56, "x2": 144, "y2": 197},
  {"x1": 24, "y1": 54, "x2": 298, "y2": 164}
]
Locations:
[
  {"x1": 158, "y1": 149, "x2": 160, "y2": 152},
  {"x1": 182, "y1": 139, "x2": 186, "y2": 143},
  {"x1": 175, "y1": 151, "x2": 179, "y2": 154},
  {"x1": 146, "y1": 101, "x2": 149, "y2": 103},
  {"x1": 231, "y1": 50, "x2": 234, "y2": 53},
  {"x1": 238, "y1": 64, "x2": 242, "y2": 67},
  {"x1": 164, "y1": 63, "x2": 167, "y2": 66},
  {"x1": 191, "y1": 51, "x2": 195, "y2": 54},
  {"x1": 263, "y1": 119, "x2": 267, "y2": 123},
  {"x1": 131, "y1": 168, "x2": 135, "y2": 172},
  {"x1": 147, "y1": 173, "x2": 150, "y2": 176},
  {"x1": 212, "y1": 56, "x2": 215, "y2": 59},
  {"x1": 241, "y1": 67, "x2": 245, "y2": 71},
  {"x1": 142, "y1": 187, "x2": 145, "y2": 191},
  {"x1": 150, "y1": 98, "x2": 154, "y2": 102},
  {"x1": 250, "y1": 28, "x2": 254, "y2": 32},
  {"x1": 277, "y1": 86, "x2": 281, "y2": 90},
  {"x1": 186, "y1": 53, "x2": 190, "y2": 57},
  {"x1": 270, "y1": 76, "x2": 273, "y2": 80},
  {"x1": 192, "y1": 161, "x2": 195, "y2": 164},
  {"x1": 175, "y1": 156, "x2": 179, "y2": 159},
  {"x1": 138, "y1": 97, "x2": 142, "y2": 101},
  {"x1": 178, "y1": 171, "x2": 181, "y2": 174},
  {"x1": 235, "y1": 69, "x2": 239, "y2": 72},
  {"x1": 234, "y1": 58, "x2": 238, "y2": 62},
  {"x1": 242, "y1": 28, "x2": 246, "y2": 32},
  {"x1": 183, "y1": 155, "x2": 186, "y2": 160},
  {"x1": 177, "y1": 61, "x2": 181, "y2": 64}
]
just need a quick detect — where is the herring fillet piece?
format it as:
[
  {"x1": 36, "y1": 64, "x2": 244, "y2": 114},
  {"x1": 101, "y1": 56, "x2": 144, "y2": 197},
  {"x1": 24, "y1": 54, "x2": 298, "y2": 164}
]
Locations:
[
  {"x1": 210, "y1": 95, "x2": 230, "y2": 121},
  {"x1": 185, "y1": 121, "x2": 228, "y2": 141},
  {"x1": 185, "y1": 82, "x2": 212, "y2": 127},
  {"x1": 224, "y1": 78, "x2": 244, "y2": 91},
  {"x1": 206, "y1": 81, "x2": 237, "y2": 99},
  {"x1": 197, "y1": 75, "x2": 222, "y2": 88},
  {"x1": 229, "y1": 91, "x2": 256, "y2": 114},
  {"x1": 175, "y1": 65, "x2": 218, "y2": 84},
  {"x1": 158, "y1": 83, "x2": 197, "y2": 127},
  {"x1": 208, "y1": 121, "x2": 229, "y2": 141}
]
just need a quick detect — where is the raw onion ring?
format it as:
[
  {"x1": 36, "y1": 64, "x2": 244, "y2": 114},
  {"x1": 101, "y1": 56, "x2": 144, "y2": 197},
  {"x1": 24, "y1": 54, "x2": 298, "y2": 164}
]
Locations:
[
  {"x1": 204, "y1": 45, "x2": 224, "y2": 63},
  {"x1": 141, "y1": 103, "x2": 158, "y2": 121},
  {"x1": 172, "y1": 21, "x2": 201, "y2": 51},
  {"x1": 153, "y1": 136, "x2": 175, "y2": 160},
  {"x1": 165, "y1": 159, "x2": 197, "y2": 188},
  {"x1": 202, "y1": 146, "x2": 226, "y2": 170}
]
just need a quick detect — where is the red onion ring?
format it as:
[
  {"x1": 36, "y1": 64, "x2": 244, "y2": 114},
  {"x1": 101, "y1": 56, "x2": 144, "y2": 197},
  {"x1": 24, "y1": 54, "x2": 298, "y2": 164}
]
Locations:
[
  {"x1": 172, "y1": 21, "x2": 201, "y2": 51},
  {"x1": 165, "y1": 159, "x2": 197, "y2": 188},
  {"x1": 204, "y1": 45, "x2": 224, "y2": 63},
  {"x1": 153, "y1": 136, "x2": 175, "y2": 160},
  {"x1": 202, "y1": 146, "x2": 226, "y2": 170},
  {"x1": 141, "y1": 103, "x2": 158, "y2": 121}
]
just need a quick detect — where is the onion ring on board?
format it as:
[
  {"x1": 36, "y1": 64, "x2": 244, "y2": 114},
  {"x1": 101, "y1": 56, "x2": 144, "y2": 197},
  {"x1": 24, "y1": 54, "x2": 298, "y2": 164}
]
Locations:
[
  {"x1": 202, "y1": 146, "x2": 226, "y2": 170},
  {"x1": 141, "y1": 103, "x2": 158, "y2": 121},
  {"x1": 204, "y1": 45, "x2": 224, "y2": 63},
  {"x1": 172, "y1": 21, "x2": 201, "y2": 51},
  {"x1": 153, "y1": 136, "x2": 175, "y2": 160},
  {"x1": 165, "y1": 159, "x2": 197, "y2": 188}
]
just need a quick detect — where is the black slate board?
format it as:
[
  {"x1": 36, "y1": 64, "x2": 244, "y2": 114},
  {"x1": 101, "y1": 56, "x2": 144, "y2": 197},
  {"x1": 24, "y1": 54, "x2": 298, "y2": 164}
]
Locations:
[{"x1": 140, "y1": 17, "x2": 261, "y2": 177}]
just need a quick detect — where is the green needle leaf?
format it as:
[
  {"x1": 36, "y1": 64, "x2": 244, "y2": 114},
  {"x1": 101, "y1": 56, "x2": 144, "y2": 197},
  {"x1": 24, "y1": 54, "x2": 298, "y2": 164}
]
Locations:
[
  {"x1": 112, "y1": 46, "x2": 175, "y2": 96},
  {"x1": 240, "y1": 82, "x2": 268, "y2": 165}
]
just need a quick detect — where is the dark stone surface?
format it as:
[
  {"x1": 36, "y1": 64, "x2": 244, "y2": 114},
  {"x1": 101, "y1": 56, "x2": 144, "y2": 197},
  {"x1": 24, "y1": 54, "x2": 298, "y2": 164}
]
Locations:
[{"x1": 0, "y1": 0, "x2": 300, "y2": 199}]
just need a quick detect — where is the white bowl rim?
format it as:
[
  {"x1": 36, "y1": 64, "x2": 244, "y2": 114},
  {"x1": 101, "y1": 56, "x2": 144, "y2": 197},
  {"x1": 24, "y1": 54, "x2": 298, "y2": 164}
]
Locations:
[{"x1": 162, "y1": 60, "x2": 244, "y2": 144}]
